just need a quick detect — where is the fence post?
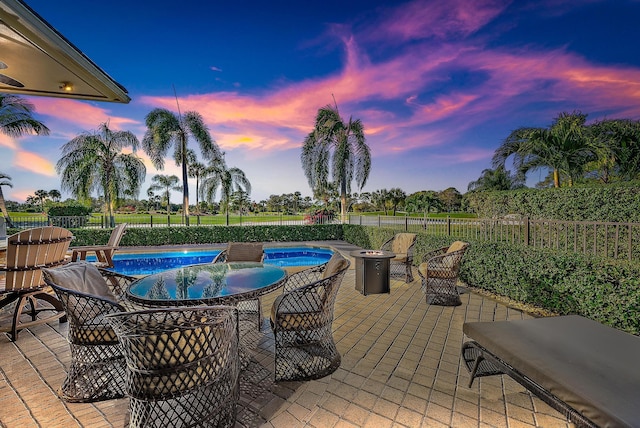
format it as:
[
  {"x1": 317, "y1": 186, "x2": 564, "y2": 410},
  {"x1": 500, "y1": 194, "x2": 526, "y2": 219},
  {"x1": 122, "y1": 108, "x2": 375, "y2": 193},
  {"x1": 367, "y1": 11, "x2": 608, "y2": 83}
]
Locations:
[
  {"x1": 524, "y1": 216, "x2": 530, "y2": 246},
  {"x1": 447, "y1": 216, "x2": 451, "y2": 236},
  {"x1": 150, "y1": 215, "x2": 153, "y2": 228},
  {"x1": 378, "y1": 215, "x2": 381, "y2": 228},
  {"x1": 405, "y1": 215, "x2": 408, "y2": 231}
]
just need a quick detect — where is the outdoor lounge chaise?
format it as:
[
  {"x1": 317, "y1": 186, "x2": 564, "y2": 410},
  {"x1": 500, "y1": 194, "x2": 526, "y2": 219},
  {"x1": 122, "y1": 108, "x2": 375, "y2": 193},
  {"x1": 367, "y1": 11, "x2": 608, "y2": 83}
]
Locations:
[{"x1": 462, "y1": 315, "x2": 640, "y2": 428}]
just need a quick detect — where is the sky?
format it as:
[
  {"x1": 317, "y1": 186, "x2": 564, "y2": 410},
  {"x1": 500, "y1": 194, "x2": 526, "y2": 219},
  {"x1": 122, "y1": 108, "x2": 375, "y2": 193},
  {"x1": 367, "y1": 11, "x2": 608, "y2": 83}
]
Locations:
[{"x1": 3, "y1": 0, "x2": 640, "y2": 205}]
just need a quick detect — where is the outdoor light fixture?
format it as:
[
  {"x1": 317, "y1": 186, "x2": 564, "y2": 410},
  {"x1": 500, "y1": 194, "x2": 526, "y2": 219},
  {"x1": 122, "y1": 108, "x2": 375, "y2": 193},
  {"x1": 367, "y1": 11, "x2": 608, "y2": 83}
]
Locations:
[{"x1": 59, "y1": 82, "x2": 73, "y2": 91}]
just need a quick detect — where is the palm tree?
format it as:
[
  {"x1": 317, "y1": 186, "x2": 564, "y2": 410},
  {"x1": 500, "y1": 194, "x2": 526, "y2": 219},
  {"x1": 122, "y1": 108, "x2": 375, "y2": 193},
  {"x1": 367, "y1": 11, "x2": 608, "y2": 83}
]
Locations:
[
  {"x1": 0, "y1": 93, "x2": 49, "y2": 137},
  {"x1": 34, "y1": 189, "x2": 48, "y2": 213},
  {"x1": 301, "y1": 104, "x2": 371, "y2": 223},
  {"x1": 143, "y1": 108, "x2": 222, "y2": 226},
  {"x1": 0, "y1": 94, "x2": 50, "y2": 226},
  {"x1": 493, "y1": 111, "x2": 594, "y2": 187},
  {"x1": 467, "y1": 165, "x2": 524, "y2": 191},
  {"x1": 405, "y1": 191, "x2": 442, "y2": 216},
  {"x1": 200, "y1": 157, "x2": 251, "y2": 225},
  {"x1": 48, "y1": 189, "x2": 61, "y2": 202},
  {"x1": 387, "y1": 188, "x2": 406, "y2": 216},
  {"x1": 586, "y1": 119, "x2": 640, "y2": 183},
  {"x1": 57, "y1": 122, "x2": 146, "y2": 226},
  {"x1": 188, "y1": 158, "x2": 208, "y2": 214},
  {"x1": 0, "y1": 172, "x2": 14, "y2": 227},
  {"x1": 148, "y1": 174, "x2": 181, "y2": 216}
]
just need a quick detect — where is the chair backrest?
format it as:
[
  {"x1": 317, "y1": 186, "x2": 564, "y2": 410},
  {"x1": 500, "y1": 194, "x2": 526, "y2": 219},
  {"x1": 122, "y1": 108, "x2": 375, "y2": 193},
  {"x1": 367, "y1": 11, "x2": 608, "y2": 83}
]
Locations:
[
  {"x1": 225, "y1": 242, "x2": 264, "y2": 262},
  {"x1": 106, "y1": 306, "x2": 239, "y2": 399},
  {"x1": 390, "y1": 233, "x2": 417, "y2": 254},
  {"x1": 3, "y1": 226, "x2": 73, "y2": 292},
  {"x1": 107, "y1": 223, "x2": 127, "y2": 247}
]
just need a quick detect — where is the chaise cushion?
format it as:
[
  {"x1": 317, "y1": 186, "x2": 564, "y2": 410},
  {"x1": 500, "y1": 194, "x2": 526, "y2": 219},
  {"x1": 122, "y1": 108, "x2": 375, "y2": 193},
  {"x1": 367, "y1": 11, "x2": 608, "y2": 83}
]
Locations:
[{"x1": 463, "y1": 315, "x2": 640, "y2": 428}]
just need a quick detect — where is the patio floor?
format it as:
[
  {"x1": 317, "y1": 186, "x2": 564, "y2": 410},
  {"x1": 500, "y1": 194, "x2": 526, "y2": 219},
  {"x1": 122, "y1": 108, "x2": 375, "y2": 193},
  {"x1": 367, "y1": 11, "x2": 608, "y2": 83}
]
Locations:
[{"x1": 0, "y1": 241, "x2": 573, "y2": 427}]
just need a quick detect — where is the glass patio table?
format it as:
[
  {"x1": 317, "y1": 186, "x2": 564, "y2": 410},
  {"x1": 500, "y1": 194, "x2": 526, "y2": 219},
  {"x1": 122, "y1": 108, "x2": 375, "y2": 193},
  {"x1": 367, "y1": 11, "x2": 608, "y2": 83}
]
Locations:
[{"x1": 126, "y1": 262, "x2": 287, "y2": 306}]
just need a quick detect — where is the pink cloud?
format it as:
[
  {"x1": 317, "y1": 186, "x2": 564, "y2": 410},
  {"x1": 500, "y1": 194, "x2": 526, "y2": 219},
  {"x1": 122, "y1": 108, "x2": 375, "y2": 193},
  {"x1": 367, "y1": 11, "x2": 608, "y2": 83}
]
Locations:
[
  {"x1": 0, "y1": 134, "x2": 17, "y2": 149},
  {"x1": 13, "y1": 150, "x2": 56, "y2": 176},
  {"x1": 30, "y1": 98, "x2": 141, "y2": 131},
  {"x1": 372, "y1": 0, "x2": 508, "y2": 41}
]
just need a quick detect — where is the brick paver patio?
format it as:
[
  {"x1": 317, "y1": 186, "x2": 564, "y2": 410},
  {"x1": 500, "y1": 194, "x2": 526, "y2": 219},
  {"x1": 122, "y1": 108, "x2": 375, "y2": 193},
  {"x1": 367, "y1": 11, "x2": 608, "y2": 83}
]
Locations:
[{"x1": 0, "y1": 242, "x2": 573, "y2": 427}]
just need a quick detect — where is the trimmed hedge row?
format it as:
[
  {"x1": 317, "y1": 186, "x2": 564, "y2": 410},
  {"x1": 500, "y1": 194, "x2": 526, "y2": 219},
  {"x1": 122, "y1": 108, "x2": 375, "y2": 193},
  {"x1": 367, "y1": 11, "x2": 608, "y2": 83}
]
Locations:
[
  {"x1": 68, "y1": 224, "x2": 344, "y2": 247},
  {"x1": 464, "y1": 186, "x2": 640, "y2": 221},
  {"x1": 343, "y1": 225, "x2": 640, "y2": 335}
]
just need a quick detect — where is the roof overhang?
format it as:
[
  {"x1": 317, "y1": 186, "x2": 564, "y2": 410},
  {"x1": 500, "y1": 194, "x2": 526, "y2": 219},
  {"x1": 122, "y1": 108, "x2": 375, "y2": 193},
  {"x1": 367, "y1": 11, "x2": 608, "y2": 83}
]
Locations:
[{"x1": 0, "y1": 0, "x2": 130, "y2": 103}]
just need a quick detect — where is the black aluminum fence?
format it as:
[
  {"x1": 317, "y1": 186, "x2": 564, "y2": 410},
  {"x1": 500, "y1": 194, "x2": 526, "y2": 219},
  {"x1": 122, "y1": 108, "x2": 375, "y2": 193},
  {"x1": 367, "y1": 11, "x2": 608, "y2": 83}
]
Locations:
[
  {"x1": 348, "y1": 215, "x2": 640, "y2": 261},
  {"x1": 7, "y1": 214, "x2": 338, "y2": 229}
]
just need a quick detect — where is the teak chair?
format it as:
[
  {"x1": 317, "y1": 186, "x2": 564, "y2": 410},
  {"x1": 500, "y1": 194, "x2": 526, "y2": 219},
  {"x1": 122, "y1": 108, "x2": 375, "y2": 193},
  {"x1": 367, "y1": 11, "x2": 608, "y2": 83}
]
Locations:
[
  {"x1": 70, "y1": 223, "x2": 127, "y2": 268},
  {"x1": 0, "y1": 226, "x2": 73, "y2": 341},
  {"x1": 213, "y1": 242, "x2": 264, "y2": 329},
  {"x1": 380, "y1": 233, "x2": 417, "y2": 282},
  {"x1": 270, "y1": 252, "x2": 350, "y2": 381}
]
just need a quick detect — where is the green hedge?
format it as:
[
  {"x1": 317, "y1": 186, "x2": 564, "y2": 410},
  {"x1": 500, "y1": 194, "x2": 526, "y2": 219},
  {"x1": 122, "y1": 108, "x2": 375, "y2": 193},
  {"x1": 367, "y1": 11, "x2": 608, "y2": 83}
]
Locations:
[
  {"x1": 464, "y1": 186, "x2": 640, "y2": 221},
  {"x1": 342, "y1": 225, "x2": 640, "y2": 335},
  {"x1": 69, "y1": 224, "x2": 344, "y2": 247}
]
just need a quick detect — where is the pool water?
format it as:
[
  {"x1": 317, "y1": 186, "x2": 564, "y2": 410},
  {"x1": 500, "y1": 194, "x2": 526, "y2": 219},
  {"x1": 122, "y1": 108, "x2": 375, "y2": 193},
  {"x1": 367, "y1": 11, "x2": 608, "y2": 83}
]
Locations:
[{"x1": 88, "y1": 246, "x2": 333, "y2": 276}]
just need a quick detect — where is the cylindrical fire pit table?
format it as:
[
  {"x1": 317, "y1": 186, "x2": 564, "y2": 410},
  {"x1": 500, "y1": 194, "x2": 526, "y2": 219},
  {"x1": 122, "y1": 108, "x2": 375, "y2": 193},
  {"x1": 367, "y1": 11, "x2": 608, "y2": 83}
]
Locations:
[{"x1": 350, "y1": 250, "x2": 395, "y2": 295}]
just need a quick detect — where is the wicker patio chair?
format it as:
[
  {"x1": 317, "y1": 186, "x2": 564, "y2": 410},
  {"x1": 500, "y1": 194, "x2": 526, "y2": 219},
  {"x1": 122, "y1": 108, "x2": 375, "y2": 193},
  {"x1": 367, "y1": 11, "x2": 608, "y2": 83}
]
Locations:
[
  {"x1": 70, "y1": 223, "x2": 127, "y2": 268},
  {"x1": 270, "y1": 252, "x2": 350, "y2": 381},
  {"x1": 213, "y1": 242, "x2": 264, "y2": 329},
  {"x1": 0, "y1": 226, "x2": 72, "y2": 341},
  {"x1": 42, "y1": 261, "x2": 137, "y2": 402},
  {"x1": 106, "y1": 306, "x2": 240, "y2": 428},
  {"x1": 417, "y1": 241, "x2": 469, "y2": 306},
  {"x1": 380, "y1": 233, "x2": 417, "y2": 282}
]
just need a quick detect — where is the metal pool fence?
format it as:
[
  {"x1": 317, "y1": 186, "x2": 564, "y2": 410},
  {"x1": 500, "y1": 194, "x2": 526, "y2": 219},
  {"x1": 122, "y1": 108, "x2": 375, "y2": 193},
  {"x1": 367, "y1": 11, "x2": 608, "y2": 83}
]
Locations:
[{"x1": 348, "y1": 215, "x2": 640, "y2": 261}]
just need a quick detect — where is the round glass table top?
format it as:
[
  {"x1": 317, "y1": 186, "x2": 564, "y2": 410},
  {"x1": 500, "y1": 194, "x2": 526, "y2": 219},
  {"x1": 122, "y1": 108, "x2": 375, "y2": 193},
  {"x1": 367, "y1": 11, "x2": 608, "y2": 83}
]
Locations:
[{"x1": 127, "y1": 262, "x2": 287, "y2": 305}]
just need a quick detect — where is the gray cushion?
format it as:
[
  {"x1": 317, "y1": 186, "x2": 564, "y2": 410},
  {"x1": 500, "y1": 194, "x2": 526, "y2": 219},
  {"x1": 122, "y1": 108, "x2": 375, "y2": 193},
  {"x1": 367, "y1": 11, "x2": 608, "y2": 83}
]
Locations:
[
  {"x1": 464, "y1": 315, "x2": 640, "y2": 428},
  {"x1": 43, "y1": 261, "x2": 117, "y2": 303}
]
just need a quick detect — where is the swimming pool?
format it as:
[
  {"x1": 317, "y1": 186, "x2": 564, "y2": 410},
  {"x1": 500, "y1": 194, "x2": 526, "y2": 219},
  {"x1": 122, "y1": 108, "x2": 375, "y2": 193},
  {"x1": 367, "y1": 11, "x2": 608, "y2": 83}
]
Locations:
[{"x1": 88, "y1": 246, "x2": 334, "y2": 276}]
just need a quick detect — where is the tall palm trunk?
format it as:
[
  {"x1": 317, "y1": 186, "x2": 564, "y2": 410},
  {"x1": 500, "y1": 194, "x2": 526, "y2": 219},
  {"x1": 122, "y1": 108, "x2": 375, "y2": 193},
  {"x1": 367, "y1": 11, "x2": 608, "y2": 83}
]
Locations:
[
  {"x1": 0, "y1": 187, "x2": 14, "y2": 227},
  {"x1": 340, "y1": 179, "x2": 348, "y2": 224},
  {"x1": 180, "y1": 136, "x2": 190, "y2": 226},
  {"x1": 553, "y1": 169, "x2": 560, "y2": 187}
]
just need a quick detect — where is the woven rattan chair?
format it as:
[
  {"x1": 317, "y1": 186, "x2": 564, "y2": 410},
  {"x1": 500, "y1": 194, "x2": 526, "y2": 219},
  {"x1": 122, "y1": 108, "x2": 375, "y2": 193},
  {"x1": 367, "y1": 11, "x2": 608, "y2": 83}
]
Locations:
[
  {"x1": 0, "y1": 226, "x2": 72, "y2": 341},
  {"x1": 213, "y1": 242, "x2": 264, "y2": 329},
  {"x1": 417, "y1": 241, "x2": 469, "y2": 306},
  {"x1": 42, "y1": 261, "x2": 137, "y2": 402},
  {"x1": 106, "y1": 306, "x2": 240, "y2": 428},
  {"x1": 270, "y1": 252, "x2": 350, "y2": 381},
  {"x1": 70, "y1": 223, "x2": 127, "y2": 268},
  {"x1": 380, "y1": 233, "x2": 417, "y2": 282}
]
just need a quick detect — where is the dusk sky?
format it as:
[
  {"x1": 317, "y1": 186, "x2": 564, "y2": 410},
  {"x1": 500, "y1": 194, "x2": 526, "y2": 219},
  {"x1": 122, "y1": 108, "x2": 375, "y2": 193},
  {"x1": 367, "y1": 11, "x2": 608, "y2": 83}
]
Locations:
[{"x1": 3, "y1": 0, "x2": 640, "y2": 204}]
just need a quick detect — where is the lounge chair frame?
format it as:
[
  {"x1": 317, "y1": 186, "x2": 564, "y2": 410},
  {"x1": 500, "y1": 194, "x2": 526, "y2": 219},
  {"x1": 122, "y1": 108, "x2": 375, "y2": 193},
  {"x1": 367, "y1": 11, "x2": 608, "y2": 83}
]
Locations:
[{"x1": 462, "y1": 341, "x2": 597, "y2": 428}]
